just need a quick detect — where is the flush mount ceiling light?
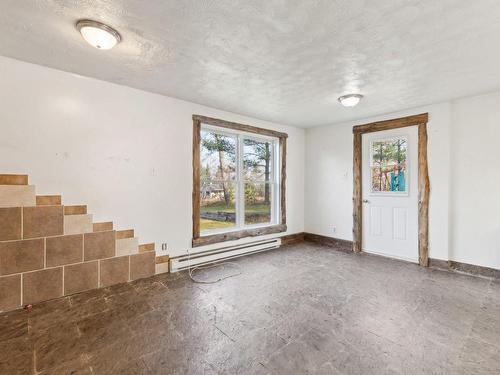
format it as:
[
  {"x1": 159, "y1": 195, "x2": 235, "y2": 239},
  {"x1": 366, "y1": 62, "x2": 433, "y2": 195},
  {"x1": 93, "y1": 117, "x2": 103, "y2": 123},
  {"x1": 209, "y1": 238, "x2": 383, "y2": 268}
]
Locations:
[
  {"x1": 76, "y1": 20, "x2": 121, "y2": 50},
  {"x1": 338, "y1": 93, "x2": 363, "y2": 107}
]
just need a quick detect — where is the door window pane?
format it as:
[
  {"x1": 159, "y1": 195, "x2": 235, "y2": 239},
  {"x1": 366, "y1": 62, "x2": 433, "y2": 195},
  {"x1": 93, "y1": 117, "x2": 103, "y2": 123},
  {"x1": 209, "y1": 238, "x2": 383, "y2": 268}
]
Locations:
[
  {"x1": 244, "y1": 182, "x2": 272, "y2": 225},
  {"x1": 370, "y1": 137, "x2": 407, "y2": 193}
]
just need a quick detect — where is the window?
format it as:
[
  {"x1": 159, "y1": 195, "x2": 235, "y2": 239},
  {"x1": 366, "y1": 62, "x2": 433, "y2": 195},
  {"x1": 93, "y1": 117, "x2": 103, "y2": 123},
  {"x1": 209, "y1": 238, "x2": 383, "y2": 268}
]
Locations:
[
  {"x1": 193, "y1": 115, "x2": 287, "y2": 246},
  {"x1": 370, "y1": 136, "x2": 408, "y2": 194}
]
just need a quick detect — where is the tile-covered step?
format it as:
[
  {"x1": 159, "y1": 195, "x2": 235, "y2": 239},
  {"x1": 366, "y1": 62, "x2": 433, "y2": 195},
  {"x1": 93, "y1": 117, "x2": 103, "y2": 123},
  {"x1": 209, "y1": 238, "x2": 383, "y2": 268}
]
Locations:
[
  {"x1": 23, "y1": 206, "x2": 64, "y2": 239},
  {"x1": 0, "y1": 207, "x2": 22, "y2": 241},
  {"x1": 46, "y1": 234, "x2": 83, "y2": 267},
  {"x1": 0, "y1": 174, "x2": 28, "y2": 185},
  {"x1": 84, "y1": 230, "x2": 115, "y2": 261},
  {"x1": 0, "y1": 172, "x2": 169, "y2": 312},
  {"x1": 99, "y1": 256, "x2": 129, "y2": 287},
  {"x1": 139, "y1": 243, "x2": 155, "y2": 253},
  {"x1": 93, "y1": 221, "x2": 113, "y2": 232},
  {"x1": 155, "y1": 255, "x2": 170, "y2": 275},
  {"x1": 64, "y1": 214, "x2": 93, "y2": 235},
  {"x1": 64, "y1": 205, "x2": 87, "y2": 215},
  {"x1": 0, "y1": 238, "x2": 44, "y2": 275},
  {"x1": 23, "y1": 267, "x2": 63, "y2": 305},
  {"x1": 0, "y1": 185, "x2": 36, "y2": 208},
  {"x1": 116, "y1": 237, "x2": 139, "y2": 256},
  {"x1": 130, "y1": 251, "x2": 155, "y2": 280},
  {"x1": 64, "y1": 261, "x2": 98, "y2": 295},
  {"x1": 0, "y1": 274, "x2": 22, "y2": 311},
  {"x1": 36, "y1": 195, "x2": 61, "y2": 206},
  {"x1": 116, "y1": 229, "x2": 134, "y2": 239}
]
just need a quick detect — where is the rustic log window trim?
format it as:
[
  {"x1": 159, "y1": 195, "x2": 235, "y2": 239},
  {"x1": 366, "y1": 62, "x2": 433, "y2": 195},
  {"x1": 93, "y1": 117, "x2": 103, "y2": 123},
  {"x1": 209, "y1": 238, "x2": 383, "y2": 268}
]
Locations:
[
  {"x1": 352, "y1": 113, "x2": 430, "y2": 266},
  {"x1": 192, "y1": 115, "x2": 287, "y2": 247}
]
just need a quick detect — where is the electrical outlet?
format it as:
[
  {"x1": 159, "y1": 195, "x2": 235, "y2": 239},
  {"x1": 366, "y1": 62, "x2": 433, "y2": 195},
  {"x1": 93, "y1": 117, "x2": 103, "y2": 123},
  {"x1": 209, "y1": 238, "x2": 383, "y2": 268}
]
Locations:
[
  {"x1": 161, "y1": 243, "x2": 167, "y2": 251},
  {"x1": 332, "y1": 226, "x2": 337, "y2": 234}
]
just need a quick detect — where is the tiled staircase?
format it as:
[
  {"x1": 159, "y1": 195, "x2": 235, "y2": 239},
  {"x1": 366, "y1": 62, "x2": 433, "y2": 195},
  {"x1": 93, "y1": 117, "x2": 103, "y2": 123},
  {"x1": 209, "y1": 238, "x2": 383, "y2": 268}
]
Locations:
[{"x1": 0, "y1": 174, "x2": 168, "y2": 312}]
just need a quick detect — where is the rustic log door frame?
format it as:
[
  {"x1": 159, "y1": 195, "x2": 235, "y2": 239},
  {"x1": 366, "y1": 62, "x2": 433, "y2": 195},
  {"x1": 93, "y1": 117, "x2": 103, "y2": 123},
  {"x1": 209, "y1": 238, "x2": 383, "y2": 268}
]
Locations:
[
  {"x1": 352, "y1": 113, "x2": 430, "y2": 266},
  {"x1": 192, "y1": 115, "x2": 288, "y2": 247}
]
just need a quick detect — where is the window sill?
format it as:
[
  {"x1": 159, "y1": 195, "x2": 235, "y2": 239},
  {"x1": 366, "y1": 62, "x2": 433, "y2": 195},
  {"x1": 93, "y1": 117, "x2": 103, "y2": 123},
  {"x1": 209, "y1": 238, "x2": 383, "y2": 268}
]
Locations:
[{"x1": 192, "y1": 224, "x2": 287, "y2": 247}]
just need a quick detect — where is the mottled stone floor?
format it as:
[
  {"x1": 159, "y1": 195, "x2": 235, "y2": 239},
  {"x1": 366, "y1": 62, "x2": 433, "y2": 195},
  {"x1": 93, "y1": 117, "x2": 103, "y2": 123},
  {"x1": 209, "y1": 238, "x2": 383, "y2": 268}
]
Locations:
[{"x1": 1, "y1": 242, "x2": 499, "y2": 374}]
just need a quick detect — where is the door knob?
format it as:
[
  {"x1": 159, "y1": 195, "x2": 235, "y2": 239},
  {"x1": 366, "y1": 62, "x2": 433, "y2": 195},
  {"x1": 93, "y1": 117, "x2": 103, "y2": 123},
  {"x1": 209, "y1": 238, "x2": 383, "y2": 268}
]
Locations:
[{"x1": 362, "y1": 199, "x2": 369, "y2": 203}]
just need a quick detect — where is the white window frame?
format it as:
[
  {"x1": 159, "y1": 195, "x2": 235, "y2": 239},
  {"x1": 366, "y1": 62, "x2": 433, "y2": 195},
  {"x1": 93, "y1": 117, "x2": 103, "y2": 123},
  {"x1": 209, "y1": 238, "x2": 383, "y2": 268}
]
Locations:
[{"x1": 200, "y1": 124, "x2": 280, "y2": 236}]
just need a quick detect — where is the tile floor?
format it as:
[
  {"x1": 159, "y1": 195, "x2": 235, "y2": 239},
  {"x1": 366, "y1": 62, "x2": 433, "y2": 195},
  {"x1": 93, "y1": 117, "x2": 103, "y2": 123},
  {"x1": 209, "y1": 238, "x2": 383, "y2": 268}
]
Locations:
[{"x1": 0, "y1": 242, "x2": 499, "y2": 374}]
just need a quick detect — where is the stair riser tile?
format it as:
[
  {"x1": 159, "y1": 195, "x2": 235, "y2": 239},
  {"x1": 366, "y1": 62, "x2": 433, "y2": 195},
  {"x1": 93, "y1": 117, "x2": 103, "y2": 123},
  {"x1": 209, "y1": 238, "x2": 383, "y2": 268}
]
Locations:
[
  {"x1": 36, "y1": 195, "x2": 61, "y2": 206},
  {"x1": 0, "y1": 274, "x2": 22, "y2": 311},
  {"x1": 23, "y1": 206, "x2": 64, "y2": 239},
  {"x1": 64, "y1": 261, "x2": 98, "y2": 295},
  {"x1": 116, "y1": 229, "x2": 134, "y2": 239},
  {"x1": 0, "y1": 207, "x2": 22, "y2": 241},
  {"x1": 0, "y1": 185, "x2": 36, "y2": 208},
  {"x1": 64, "y1": 214, "x2": 93, "y2": 235},
  {"x1": 64, "y1": 205, "x2": 87, "y2": 215},
  {"x1": 0, "y1": 175, "x2": 28, "y2": 185},
  {"x1": 23, "y1": 267, "x2": 63, "y2": 305},
  {"x1": 0, "y1": 238, "x2": 44, "y2": 275},
  {"x1": 139, "y1": 243, "x2": 155, "y2": 253},
  {"x1": 155, "y1": 255, "x2": 170, "y2": 264},
  {"x1": 116, "y1": 237, "x2": 139, "y2": 257},
  {"x1": 99, "y1": 256, "x2": 129, "y2": 287},
  {"x1": 46, "y1": 234, "x2": 83, "y2": 268},
  {"x1": 130, "y1": 251, "x2": 155, "y2": 281},
  {"x1": 93, "y1": 222, "x2": 113, "y2": 232},
  {"x1": 84, "y1": 231, "x2": 115, "y2": 261}
]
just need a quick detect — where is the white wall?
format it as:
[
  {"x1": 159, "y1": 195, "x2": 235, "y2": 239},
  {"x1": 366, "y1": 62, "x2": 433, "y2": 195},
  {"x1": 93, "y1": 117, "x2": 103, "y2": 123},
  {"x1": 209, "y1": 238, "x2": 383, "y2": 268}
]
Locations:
[
  {"x1": 2, "y1": 54, "x2": 498, "y2": 270},
  {"x1": 0, "y1": 56, "x2": 305, "y2": 257},
  {"x1": 306, "y1": 94, "x2": 500, "y2": 269},
  {"x1": 449, "y1": 93, "x2": 500, "y2": 269}
]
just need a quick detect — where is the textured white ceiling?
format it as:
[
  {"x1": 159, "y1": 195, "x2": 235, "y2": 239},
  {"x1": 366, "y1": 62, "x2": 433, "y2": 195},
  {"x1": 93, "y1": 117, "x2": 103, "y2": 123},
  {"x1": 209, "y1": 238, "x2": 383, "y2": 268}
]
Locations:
[{"x1": 1, "y1": 0, "x2": 500, "y2": 127}]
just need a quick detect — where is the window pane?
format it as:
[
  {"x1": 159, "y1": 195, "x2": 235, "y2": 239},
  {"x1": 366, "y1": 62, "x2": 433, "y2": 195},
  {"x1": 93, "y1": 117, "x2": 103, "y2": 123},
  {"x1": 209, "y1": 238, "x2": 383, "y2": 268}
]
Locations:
[
  {"x1": 200, "y1": 181, "x2": 236, "y2": 232},
  {"x1": 201, "y1": 130, "x2": 236, "y2": 181},
  {"x1": 370, "y1": 137, "x2": 407, "y2": 193},
  {"x1": 244, "y1": 183, "x2": 272, "y2": 225},
  {"x1": 243, "y1": 139, "x2": 273, "y2": 182}
]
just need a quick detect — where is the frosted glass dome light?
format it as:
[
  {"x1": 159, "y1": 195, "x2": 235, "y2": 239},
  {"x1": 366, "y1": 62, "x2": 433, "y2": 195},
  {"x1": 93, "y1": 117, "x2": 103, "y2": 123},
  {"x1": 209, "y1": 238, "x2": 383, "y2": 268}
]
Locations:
[
  {"x1": 338, "y1": 94, "x2": 363, "y2": 107},
  {"x1": 77, "y1": 20, "x2": 121, "y2": 50}
]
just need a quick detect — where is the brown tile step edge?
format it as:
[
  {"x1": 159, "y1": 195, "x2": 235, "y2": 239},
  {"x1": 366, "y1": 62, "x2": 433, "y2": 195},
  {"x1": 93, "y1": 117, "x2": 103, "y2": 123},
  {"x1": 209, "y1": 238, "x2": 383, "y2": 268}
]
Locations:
[
  {"x1": 36, "y1": 195, "x2": 62, "y2": 206},
  {"x1": 139, "y1": 243, "x2": 155, "y2": 253},
  {"x1": 0, "y1": 174, "x2": 28, "y2": 185},
  {"x1": 64, "y1": 205, "x2": 87, "y2": 215},
  {"x1": 93, "y1": 221, "x2": 113, "y2": 232},
  {"x1": 116, "y1": 229, "x2": 134, "y2": 239}
]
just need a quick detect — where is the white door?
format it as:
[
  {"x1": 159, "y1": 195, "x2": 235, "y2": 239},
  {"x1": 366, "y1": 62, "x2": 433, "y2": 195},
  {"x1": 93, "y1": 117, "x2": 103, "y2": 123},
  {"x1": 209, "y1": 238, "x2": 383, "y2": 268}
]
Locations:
[{"x1": 361, "y1": 126, "x2": 418, "y2": 263}]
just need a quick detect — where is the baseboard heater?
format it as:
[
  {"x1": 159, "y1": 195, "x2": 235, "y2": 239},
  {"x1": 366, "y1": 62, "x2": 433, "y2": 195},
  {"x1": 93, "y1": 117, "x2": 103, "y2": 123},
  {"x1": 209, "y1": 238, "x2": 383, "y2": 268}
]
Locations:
[{"x1": 170, "y1": 238, "x2": 282, "y2": 272}]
